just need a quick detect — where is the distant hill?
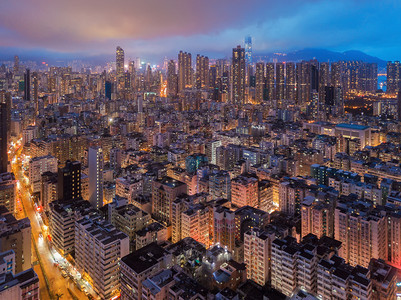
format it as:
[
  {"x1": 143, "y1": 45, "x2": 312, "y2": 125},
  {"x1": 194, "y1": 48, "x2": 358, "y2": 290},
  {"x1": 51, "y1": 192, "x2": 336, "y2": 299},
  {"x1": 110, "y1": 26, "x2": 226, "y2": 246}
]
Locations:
[{"x1": 254, "y1": 48, "x2": 387, "y2": 67}]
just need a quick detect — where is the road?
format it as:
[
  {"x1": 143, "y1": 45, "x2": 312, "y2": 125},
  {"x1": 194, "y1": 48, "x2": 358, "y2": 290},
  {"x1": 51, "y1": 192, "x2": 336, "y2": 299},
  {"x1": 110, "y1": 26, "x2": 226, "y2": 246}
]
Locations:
[{"x1": 11, "y1": 142, "x2": 92, "y2": 300}]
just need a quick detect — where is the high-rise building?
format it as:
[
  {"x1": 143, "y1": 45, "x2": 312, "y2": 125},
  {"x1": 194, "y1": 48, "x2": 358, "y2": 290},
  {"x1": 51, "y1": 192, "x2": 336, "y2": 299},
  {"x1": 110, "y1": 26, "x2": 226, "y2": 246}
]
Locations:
[
  {"x1": 0, "y1": 102, "x2": 8, "y2": 174},
  {"x1": 151, "y1": 176, "x2": 187, "y2": 226},
  {"x1": 244, "y1": 228, "x2": 272, "y2": 286},
  {"x1": 296, "y1": 61, "x2": 311, "y2": 104},
  {"x1": 318, "y1": 62, "x2": 330, "y2": 102},
  {"x1": 0, "y1": 91, "x2": 11, "y2": 152},
  {"x1": 0, "y1": 206, "x2": 31, "y2": 273},
  {"x1": 167, "y1": 60, "x2": 178, "y2": 97},
  {"x1": 0, "y1": 173, "x2": 16, "y2": 214},
  {"x1": 28, "y1": 155, "x2": 58, "y2": 194},
  {"x1": 231, "y1": 45, "x2": 246, "y2": 104},
  {"x1": 397, "y1": 91, "x2": 401, "y2": 121},
  {"x1": 310, "y1": 62, "x2": 319, "y2": 91},
  {"x1": 40, "y1": 171, "x2": 58, "y2": 212},
  {"x1": 24, "y1": 69, "x2": 30, "y2": 101},
  {"x1": 116, "y1": 46, "x2": 125, "y2": 77},
  {"x1": 244, "y1": 35, "x2": 252, "y2": 65},
  {"x1": 285, "y1": 62, "x2": 296, "y2": 101},
  {"x1": 0, "y1": 249, "x2": 39, "y2": 299},
  {"x1": 231, "y1": 174, "x2": 258, "y2": 208},
  {"x1": 209, "y1": 170, "x2": 231, "y2": 200},
  {"x1": 301, "y1": 196, "x2": 334, "y2": 239},
  {"x1": 213, "y1": 206, "x2": 235, "y2": 251},
  {"x1": 181, "y1": 203, "x2": 210, "y2": 247},
  {"x1": 178, "y1": 51, "x2": 192, "y2": 92},
  {"x1": 57, "y1": 160, "x2": 82, "y2": 202},
  {"x1": 13, "y1": 55, "x2": 19, "y2": 75},
  {"x1": 389, "y1": 212, "x2": 401, "y2": 267},
  {"x1": 206, "y1": 140, "x2": 222, "y2": 165},
  {"x1": 334, "y1": 199, "x2": 387, "y2": 268},
  {"x1": 88, "y1": 147, "x2": 104, "y2": 209},
  {"x1": 75, "y1": 216, "x2": 129, "y2": 299},
  {"x1": 255, "y1": 62, "x2": 265, "y2": 103},
  {"x1": 266, "y1": 63, "x2": 275, "y2": 101},
  {"x1": 116, "y1": 46, "x2": 125, "y2": 91},
  {"x1": 49, "y1": 199, "x2": 93, "y2": 256},
  {"x1": 275, "y1": 63, "x2": 285, "y2": 100},
  {"x1": 317, "y1": 255, "x2": 372, "y2": 300},
  {"x1": 196, "y1": 55, "x2": 209, "y2": 89},
  {"x1": 105, "y1": 80, "x2": 112, "y2": 100},
  {"x1": 120, "y1": 243, "x2": 172, "y2": 300},
  {"x1": 271, "y1": 234, "x2": 342, "y2": 297},
  {"x1": 279, "y1": 178, "x2": 309, "y2": 216},
  {"x1": 108, "y1": 197, "x2": 150, "y2": 250},
  {"x1": 387, "y1": 61, "x2": 401, "y2": 94}
]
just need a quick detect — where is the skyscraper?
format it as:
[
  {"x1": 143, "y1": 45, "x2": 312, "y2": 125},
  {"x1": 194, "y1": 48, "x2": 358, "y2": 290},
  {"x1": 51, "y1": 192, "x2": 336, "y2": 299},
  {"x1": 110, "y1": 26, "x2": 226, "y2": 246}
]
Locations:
[
  {"x1": 285, "y1": 62, "x2": 296, "y2": 101},
  {"x1": 105, "y1": 80, "x2": 112, "y2": 100},
  {"x1": 231, "y1": 45, "x2": 246, "y2": 104},
  {"x1": 397, "y1": 91, "x2": 401, "y2": 121},
  {"x1": 245, "y1": 35, "x2": 252, "y2": 65},
  {"x1": 128, "y1": 61, "x2": 136, "y2": 90},
  {"x1": 178, "y1": 51, "x2": 192, "y2": 92},
  {"x1": 24, "y1": 69, "x2": 30, "y2": 101},
  {"x1": 331, "y1": 62, "x2": 343, "y2": 88},
  {"x1": 266, "y1": 63, "x2": 275, "y2": 101},
  {"x1": 0, "y1": 102, "x2": 8, "y2": 173},
  {"x1": 33, "y1": 72, "x2": 39, "y2": 115},
  {"x1": 296, "y1": 61, "x2": 311, "y2": 104},
  {"x1": 89, "y1": 146, "x2": 104, "y2": 209},
  {"x1": 387, "y1": 61, "x2": 401, "y2": 94},
  {"x1": 255, "y1": 62, "x2": 265, "y2": 103},
  {"x1": 0, "y1": 91, "x2": 11, "y2": 159},
  {"x1": 116, "y1": 46, "x2": 125, "y2": 91},
  {"x1": 167, "y1": 60, "x2": 177, "y2": 97},
  {"x1": 196, "y1": 55, "x2": 209, "y2": 89},
  {"x1": 275, "y1": 62, "x2": 285, "y2": 100},
  {"x1": 318, "y1": 62, "x2": 330, "y2": 103},
  {"x1": 13, "y1": 55, "x2": 19, "y2": 75},
  {"x1": 116, "y1": 46, "x2": 125, "y2": 77}
]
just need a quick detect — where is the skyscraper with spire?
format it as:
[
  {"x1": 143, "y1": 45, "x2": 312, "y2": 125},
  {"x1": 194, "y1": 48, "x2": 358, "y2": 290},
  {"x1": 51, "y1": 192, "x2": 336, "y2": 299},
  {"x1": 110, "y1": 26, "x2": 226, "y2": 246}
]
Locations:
[{"x1": 245, "y1": 35, "x2": 252, "y2": 65}]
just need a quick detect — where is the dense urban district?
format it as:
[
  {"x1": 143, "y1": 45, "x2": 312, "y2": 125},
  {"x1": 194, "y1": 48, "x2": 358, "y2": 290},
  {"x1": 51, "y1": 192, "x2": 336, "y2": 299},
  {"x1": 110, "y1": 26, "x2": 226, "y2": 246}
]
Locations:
[{"x1": 0, "y1": 38, "x2": 401, "y2": 300}]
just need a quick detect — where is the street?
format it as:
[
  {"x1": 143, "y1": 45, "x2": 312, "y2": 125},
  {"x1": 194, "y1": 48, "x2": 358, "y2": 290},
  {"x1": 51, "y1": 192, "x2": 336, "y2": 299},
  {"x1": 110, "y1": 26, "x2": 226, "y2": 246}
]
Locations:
[{"x1": 10, "y1": 141, "x2": 93, "y2": 300}]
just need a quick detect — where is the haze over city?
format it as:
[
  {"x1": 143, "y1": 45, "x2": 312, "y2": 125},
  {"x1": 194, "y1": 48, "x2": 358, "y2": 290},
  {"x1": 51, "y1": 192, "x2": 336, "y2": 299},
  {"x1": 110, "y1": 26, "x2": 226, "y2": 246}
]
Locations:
[
  {"x1": 1, "y1": 0, "x2": 401, "y2": 62},
  {"x1": 1, "y1": 1, "x2": 401, "y2": 300}
]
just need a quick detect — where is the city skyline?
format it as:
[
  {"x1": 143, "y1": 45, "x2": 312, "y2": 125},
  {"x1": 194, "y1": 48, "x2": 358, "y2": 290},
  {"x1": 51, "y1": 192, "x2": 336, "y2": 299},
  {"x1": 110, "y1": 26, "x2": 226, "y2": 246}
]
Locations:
[
  {"x1": 1, "y1": 0, "x2": 401, "y2": 62},
  {"x1": 1, "y1": 1, "x2": 401, "y2": 299}
]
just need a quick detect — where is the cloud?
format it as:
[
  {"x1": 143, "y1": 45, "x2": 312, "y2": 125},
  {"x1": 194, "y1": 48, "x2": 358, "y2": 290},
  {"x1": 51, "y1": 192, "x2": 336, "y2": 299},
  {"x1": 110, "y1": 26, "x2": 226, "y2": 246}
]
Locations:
[{"x1": 0, "y1": 0, "x2": 400, "y2": 60}]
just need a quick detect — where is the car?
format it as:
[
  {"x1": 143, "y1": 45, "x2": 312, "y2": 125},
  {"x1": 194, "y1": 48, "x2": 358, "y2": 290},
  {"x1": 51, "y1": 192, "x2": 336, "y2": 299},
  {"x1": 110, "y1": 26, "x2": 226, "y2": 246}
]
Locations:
[{"x1": 61, "y1": 271, "x2": 68, "y2": 278}]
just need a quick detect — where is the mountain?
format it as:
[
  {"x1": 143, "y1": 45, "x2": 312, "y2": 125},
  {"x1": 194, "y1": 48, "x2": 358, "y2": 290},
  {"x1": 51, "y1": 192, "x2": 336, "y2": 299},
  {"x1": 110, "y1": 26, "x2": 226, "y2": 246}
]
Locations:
[{"x1": 254, "y1": 48, "x2": 387, "y2": 67}]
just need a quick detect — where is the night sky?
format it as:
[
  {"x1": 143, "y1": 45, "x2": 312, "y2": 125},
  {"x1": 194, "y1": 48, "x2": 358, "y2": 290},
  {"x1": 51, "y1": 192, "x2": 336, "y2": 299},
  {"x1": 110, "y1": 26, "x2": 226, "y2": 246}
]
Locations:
[{"x1": 0, "y1": 0, "x2": 400, "y2": 61}]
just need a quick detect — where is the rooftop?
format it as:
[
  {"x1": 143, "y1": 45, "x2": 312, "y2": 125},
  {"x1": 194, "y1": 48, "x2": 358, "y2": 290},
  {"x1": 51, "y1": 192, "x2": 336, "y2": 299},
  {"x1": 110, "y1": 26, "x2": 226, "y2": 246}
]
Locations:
[{"x1": 336, "y1": 123, "x2": 369, "y2": 130}]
